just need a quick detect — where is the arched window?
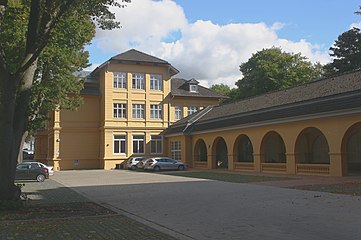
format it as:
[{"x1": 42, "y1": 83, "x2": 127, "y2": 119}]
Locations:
[
  {"x1": 234, "y1": 135, "x2": 254, "y2": 162},
  {"x1": 194, "y1": 139, "x2": 208, "y2": 162},
  {"x1": 212, "y1": 137, "x2": 228, "y2": 168},
  {"x1": 295, "y1": 127, "x2": 330, "y2": 164},
  {"x1": 261, "y1": 131, "x2": 286, "y2": 163}
]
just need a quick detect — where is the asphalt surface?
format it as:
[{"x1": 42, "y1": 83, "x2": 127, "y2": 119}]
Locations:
[{"x1": 52, "y1": 170, "x2": 361, "y2": 240}]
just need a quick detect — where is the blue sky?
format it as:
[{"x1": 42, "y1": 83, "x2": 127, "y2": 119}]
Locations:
[
  {"x1": 173, "y1": 0, "x2": 360, "y2": 47},
  {"x1": 87, "y1": 0, "x2": 361, "y2": 87}
]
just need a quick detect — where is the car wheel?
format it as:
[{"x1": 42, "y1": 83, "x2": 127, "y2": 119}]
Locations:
[
  {"x1": 154, "y1": 166, "x2": 160, "y2": 171},
  {"x1": 36, "y1": 174, "x2": 45, "y2": 182},
  {"x1": 178, "y1": 165, "x2": 185, "y2": 171},
  {"x1": 130, "y1": 165, "x2": 137, "y2": 170}
]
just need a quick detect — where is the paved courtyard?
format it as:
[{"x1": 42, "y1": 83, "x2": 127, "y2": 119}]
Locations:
[{"x1": 52, "y1": 170, "x2": 361, "y2": 240}]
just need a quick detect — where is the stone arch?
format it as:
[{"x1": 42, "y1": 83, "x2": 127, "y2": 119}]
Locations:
[
  {"x1": 295, "y1": 127, "x2": 330, "y2": 164},
  {"x1": 212, "y1": 137, "x2": 228, "y2": 168},
  {"x1": 261, "y1": 131, "x2": 286, "y2": 163},
  {"x1": 194, "y1": 139, "x2": 208, "y2": 162},
  {"x1": 233, "y1": 135, "x2": 254, "y2": 162},
  {"x1": 342, "y1": 122, "x2": 361, "y2": 175}
]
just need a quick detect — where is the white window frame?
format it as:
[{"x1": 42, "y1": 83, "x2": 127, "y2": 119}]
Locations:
[
  {"x1": 171, "y1": 141, "x2": 181, "y2": 161},
  {"x1": 150, "y1": 135, "x2": 163, "y2": 154},
  {"x1": 150, "y1": 74, "x2": 162, "y2": 91},
  {"x1": 113, "y1": 72, "x2": 127, "y2": 89},
  {"x1": 189, "y1": 84, "x2": 198, "y2": 93},
  {"x1": 187, "y1": 106, "x2": 198, "y2": 116},
  {"x1": 113, "y1": 135, "x2": 126, "y2": 154},
  {"x1": 113, "y1": 103, "x2": 126, "y2": 118},
  {"x1": 150, "y1": 104, "x2": 162, "y2": 119},
  {"x1": 132, "y1": 135, "x2": 145, "y2": 154},
  {"x1": 132, "y1": 104, "x2": 145, "y2": 119},
  {"x1": 174, "y1": 106, "x2": 182, "y2": 120},
  {"x1": 132, "y1": 73, "x2": 145, "y2": 90}
]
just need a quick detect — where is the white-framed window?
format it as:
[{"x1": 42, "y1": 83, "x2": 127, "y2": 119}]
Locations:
[
  {"x1": 114, "y1": 135, "x2": 126, "y2": 154},
  {"x1": 150, "y1": 135, "x2": 162, "y2": 154},
  {"x1": 150, "y1": 74, "x2": 162, "y2": 90},
  {"x1": 113, "y1": 103, "x2": 126, "y2": 118},
  {"x1": 189, "y1": 84, "x2": 198, "y2": 92},
  {"x1": 187, "y1": 106, "x2": 198, "y2": 116},
  {"x1": 174, "y1": 106, "x2": 182, "y2": 120},
  {"x1": 132, "y1": 73, "x2": 145, "y2": 90},
  {"x1": 171, "y1": 141, "x2": 181, "y2": 161},
  {"x1": 113, "y1": 72, "x2": 127, "y2": 89},
  {"x1": 132, "y1": 104, "x2": 145, "y2": 119},
  {"x1": 150, "y1": 104, "x2": 162, "y2": 119},
  {"x1": 133, "y1": 135, "x2": 145, "y2": 154}
]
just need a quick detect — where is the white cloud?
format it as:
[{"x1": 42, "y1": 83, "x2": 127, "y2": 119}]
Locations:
[
  {"x1": 350, "y1": 22, "x2": 361, "y2": 29},
  {"x1": 92, "y1": 0, "x2": 331, "y2": 87}
]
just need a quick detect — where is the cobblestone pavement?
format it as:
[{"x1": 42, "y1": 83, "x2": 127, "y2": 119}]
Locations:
[{"x1": 0, "y1": 179, "x2": 178, "y2": 240}]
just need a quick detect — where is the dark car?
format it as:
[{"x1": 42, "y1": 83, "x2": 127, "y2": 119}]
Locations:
[{"x1": 15, "y1": 162, "x2": 49, "y2": 182}]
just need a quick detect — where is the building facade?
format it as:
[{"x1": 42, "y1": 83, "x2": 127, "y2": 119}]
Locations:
[
  {"x1": 164, "y1": 70, "x2": 361, "y2": 177},
  {"x1": 35, "y1": 49, "x2": 225, "y2": 170}
]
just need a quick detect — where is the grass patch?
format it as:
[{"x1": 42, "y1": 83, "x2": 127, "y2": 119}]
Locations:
[
  {"x1": 162, "y1": 171, "x2": 291, "y2": 183},
  {"x1": 0, "y1": 202, "x2": 115, "y2": 221},
  {"x1": 290, "y1": 182, "x2": 361, "y2": 196}
]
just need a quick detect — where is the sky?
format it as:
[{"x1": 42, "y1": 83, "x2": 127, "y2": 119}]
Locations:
[{"x1": 86, "y1": 0, "x2": 361, "y2": 87}]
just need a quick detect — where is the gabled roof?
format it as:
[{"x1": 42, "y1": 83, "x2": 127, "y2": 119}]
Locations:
[
  {"x1": 110, "y1": 49, "x2": 170, "y2": 64},
  {"x1": 187, "y1": 78, "x2": 199, "y2": 84},
  {"x1": 171, "y1": 78, "x2": 227, "y2": 99},
  {"x1": 164, "y1": 70, "x2": 361, "y2": 136},
  {"x1": 91, "y1": 49, "x2": 179, "y2": 76}
]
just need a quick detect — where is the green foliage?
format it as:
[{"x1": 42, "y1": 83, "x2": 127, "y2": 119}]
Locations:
[
  {"x1": 29, "y1": 9, "x2": 96, "y2": 132},
  {"x1": 235, "y1": 47, "x2": 323, "y2": 99},
  {"x1": 0, "y1": 2, "x2": 29, "y2": 73},
  {"x1": 210, "y1": 83, "x2": 231, "y2": 96},
  {"x1": 324, "y1": 27, "x2": 361, "y2": 76},
  {"x1": 210, "y1": 84, "x2": 241, "y2": 104}
]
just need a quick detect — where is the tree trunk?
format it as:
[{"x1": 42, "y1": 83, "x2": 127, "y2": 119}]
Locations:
[
  {"x1": 0, "y1": 59, "x2": 37, "y2": 201},
  {"x1": 17, "y1": 131, "x2": 29, "y2": 163}
]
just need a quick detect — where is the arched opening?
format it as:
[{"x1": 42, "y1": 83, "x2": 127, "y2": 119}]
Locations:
[
  {"x1": 194, "y1": 139, "x2": 208, "y2": 162},
  {"x1": 295, "y1": 127, "x2": 330, "y2": 164},
  {"x1": 233, "y1": 135, "x2": 254, "y2": 162},
  {"x1": 342, "y1": 122, "x2": 361, "y2": 175},
  {"x1": 261, "y1": 131, "x2": 286, "y2": 163},
  {"x1": 212, "y1": 137, "x2": 228, "y2": 169}
]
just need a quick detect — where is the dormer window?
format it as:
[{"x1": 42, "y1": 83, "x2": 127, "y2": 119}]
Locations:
[
  {"x1": 188, "y1": 78, "x2": 199, "y2": 93},
  {"x1": 189, "y1": 84, "x2": 198, "y2": 93}
]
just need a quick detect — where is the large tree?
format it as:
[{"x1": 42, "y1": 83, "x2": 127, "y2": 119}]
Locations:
[
  {"x1": 324, "y1": 27, "x2": 361, "y2": 76},
  {"x1": 0, "y1": 0, "x2": 129, "y2": 201},
  {"x1": 235, "y1": 47, "x2": 323, "y2": 99}
]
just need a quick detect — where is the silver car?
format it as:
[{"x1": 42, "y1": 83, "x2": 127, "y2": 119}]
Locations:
[
  {"x1": 144, "y1": 157, "x2": 186, "y2": 171},
  {"x1": 136, "y1": 158, "x2": 150, "y2": 170},
  {"x1": 125, "y1": 157, "x2": 145, "y2": 170}
]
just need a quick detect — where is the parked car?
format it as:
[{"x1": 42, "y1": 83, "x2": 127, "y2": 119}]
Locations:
[
  {"x1": 15, "y1": 162, "x2": 49, "y2": 182},
  {"x1": 125, "y1": 157, "x2": 146, "y2": 170},
  {"x1": 24, "y1": 161, "x2": 54, "y2": 176},
  {"x1": 144, "y1": 157, "x2": 186, "y2": 171},
  {"x1": 136, "y1": 158, "x2": 151, "y2": 170}
]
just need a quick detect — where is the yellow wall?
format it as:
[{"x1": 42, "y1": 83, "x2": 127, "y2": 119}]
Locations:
[
  {"x1": 170, "y1": 96, "x2": 220, "y2": 122},
  {"x1": 53, "y1": 95, "x2": 100, "y2": 170},
  {"x1": 35, "y1": 60, "x2": 222, "y2": 170},
  {"x1": 166, "y1": 114, "x2": 361, "y2": 176}
]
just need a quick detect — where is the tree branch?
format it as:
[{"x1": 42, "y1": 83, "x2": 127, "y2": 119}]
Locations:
[{"x1": 16, "y1": 0, "x2": 75, "y2": 76}]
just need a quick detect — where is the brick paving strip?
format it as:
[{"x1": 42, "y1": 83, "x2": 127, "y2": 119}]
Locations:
[{"x1": 0, "y1": 179, "x2": 178, "y2": 240}]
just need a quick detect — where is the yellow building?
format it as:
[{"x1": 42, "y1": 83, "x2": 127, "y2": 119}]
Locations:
[
  {"x1": 164, "y1": 70, "x2": 361, "y2": 177},
  {"x1": 35, "y1": 49, "x2": 225, "y2": 170}
]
